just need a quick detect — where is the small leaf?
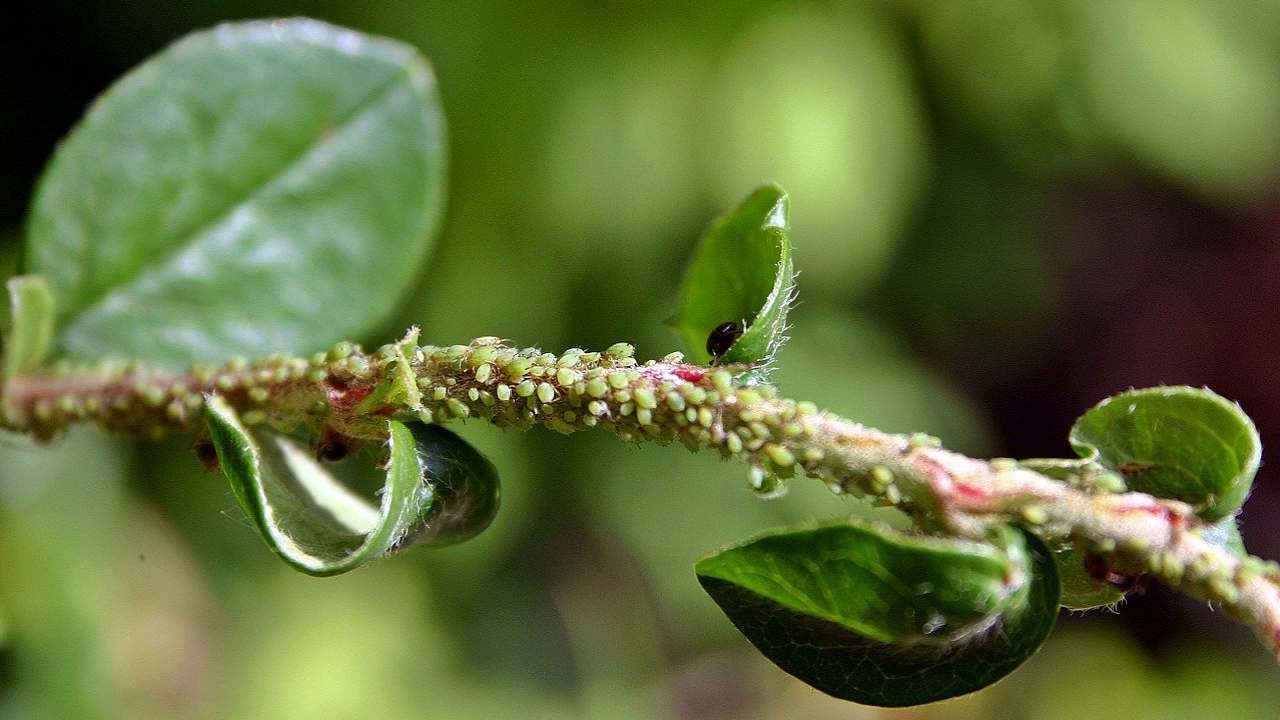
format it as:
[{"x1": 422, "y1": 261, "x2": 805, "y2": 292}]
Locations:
[
  {"x1": 204, "y1": 395, "x2": 498, "y2": 575},
  {"x1": 2, "y1": 276, "x2": 55, "y2": 379},
  {"x1": 697, "y1": 522, "x2": 1059, "y2": 707},
  {"x1": 1069, "y1": 386, "x2": 1261, "y2": 519},
  {"x1": 1052, "y1": 544, "x2": 1129, "y2": 611},
  {"x1": 2, "y1": 276, "x2": 57, "y2": 428},
  {"x1": 670, "y1": 184, "x2": 794, "y2": 369},
  {"x1": 26, "y1": 19, "x2": 447, "y2": 369}
]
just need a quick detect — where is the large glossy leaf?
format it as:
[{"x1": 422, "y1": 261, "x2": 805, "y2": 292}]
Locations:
[
  {"x1": 697, "y1": 522, "x2": 1059, "y2": 707},
  {"x1": 25, "y1": 19, "x2": 446, "y2": 368},
  {"x1": 204, "y1": 395, "x2": 498, "y2": 575},
  {"x1": 1069, "y1": 387, "x2": 1260, "y2": 520},
  {"x1": 670, "y1": 184, "x2": 794, "y2": 368}
]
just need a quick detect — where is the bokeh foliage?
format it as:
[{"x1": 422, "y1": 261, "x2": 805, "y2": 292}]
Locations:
[{"x1": 3, "y1": 0, "x2": 1280, "y2": 717}]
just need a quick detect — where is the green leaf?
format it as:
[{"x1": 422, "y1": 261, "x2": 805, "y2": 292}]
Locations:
[
  {"x1": 1069, "y1": 386, "x2": 1261, "y2": 520},
  {"x1": 2, "y1": 276, "x2": 55, "y2": 379},
  {"x1": 1052, "y1": 544, "x2": 1129, "y2": 611},
  {"x1": 2, "y1": 275, "x2": 57, "y2": 428},
  {"x1": 204, "y1": 395, "x2": 498, "y2": 575},
  {"x1": 670, "y1": 184, "x2": 794, "y2": 369},
  {"x1": 697, "y1": 522, "x2": 1059, "y2": 707},
  {"x1": 25, "y1": 19, "x2": 447, "y2": 369}
]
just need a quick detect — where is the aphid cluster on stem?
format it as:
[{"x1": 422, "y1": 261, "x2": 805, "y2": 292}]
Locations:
[{"x1": 6, "y1": 334, "x2": 915, "y2": 512}]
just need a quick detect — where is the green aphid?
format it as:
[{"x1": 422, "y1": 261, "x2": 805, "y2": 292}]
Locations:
[
  {"x1": 165, "y1": 401, "x2": 185, "y2": 422},
  {"x1": 504, "y1": 357, "x2": 532, "y2": 380},
  {"x1": 633, "y1": 388, "x2": 657, "y2": 409},
  {"x1": 55, "y1": 394, "x2": 80, "y2": 415},
  {"x1": 141, "y1": 386, "x2": 166, "y2": 408},
  {"x1": 605, "y1": 342, "x2": 635, "y2": 359},
  {"x1": 325, "y1": 343, "x2": 353, "y2": 362},
  {"x1": 764, "y1": 444, "x2": 795, "y2": 468},
  {"x1": 468, "y1": 346, "x2": 496, "y2": 367},
  {"x1": 446, "y1": 398, "x2": 470, "y2": 419},
  {"x1": 536, "y1": 382, "x2": 556, "y2": 403},
  {"x1": 586, "y1": 376, "x2": 611, "y2": 397},
  {"x1": 681, "y1": 386, "x2": 707, "y2": 405},
  {"x1": 1020, "y1": 505, "x2": 1049, "y2": 525},
  {"x1": 710, "y1": 370, "x2": 733, "y2": 394}
]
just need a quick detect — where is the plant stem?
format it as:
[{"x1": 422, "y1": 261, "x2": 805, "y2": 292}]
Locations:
[{"x1": 4, "y1": 332, "x2": 1280, "y2": 655}]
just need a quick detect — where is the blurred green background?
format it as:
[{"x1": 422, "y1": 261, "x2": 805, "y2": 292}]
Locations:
[{"x1": 4, "y1": 1, "x2": 1280, "y2": 717}]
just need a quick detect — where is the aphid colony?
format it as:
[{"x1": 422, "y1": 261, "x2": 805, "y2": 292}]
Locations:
[{"x1": 8, "y1": 332, "x2": 928, "y2": 506}]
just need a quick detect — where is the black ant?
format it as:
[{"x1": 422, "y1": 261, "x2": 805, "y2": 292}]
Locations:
[{"x1": 706, "y1": 320, "x2": 744, "y2": 359}]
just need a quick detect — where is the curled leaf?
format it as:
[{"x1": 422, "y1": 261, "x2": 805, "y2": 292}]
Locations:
[
  {"x1": 204, "y1": 395, "x2": 498, "y2": 575},
  {"x1": 696, "y1": 521, "x2": 1059, "y2": 707},
  {"x1": 1069, "y1": 386, "x2": 1261, "y2": 520},
  {"x1": 399, "y1": 422, "x2": 502, "y2": 548},
  {"x1": 670, "y1": 185, "x2": 794, "y2": 371}
]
